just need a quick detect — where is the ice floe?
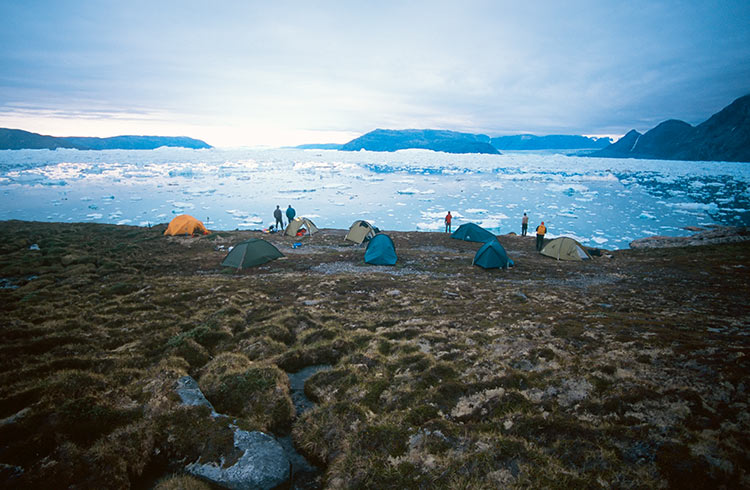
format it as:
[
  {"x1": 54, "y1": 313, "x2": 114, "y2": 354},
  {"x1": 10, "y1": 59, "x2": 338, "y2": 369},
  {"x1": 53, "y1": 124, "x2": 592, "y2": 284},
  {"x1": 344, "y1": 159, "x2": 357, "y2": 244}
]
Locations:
[
  {"x1": 1, "y1": 147, "x2": 748, "y2": 250},
  {"x1": 397, "y1": 188, "x2": 435, "y2": 195}
]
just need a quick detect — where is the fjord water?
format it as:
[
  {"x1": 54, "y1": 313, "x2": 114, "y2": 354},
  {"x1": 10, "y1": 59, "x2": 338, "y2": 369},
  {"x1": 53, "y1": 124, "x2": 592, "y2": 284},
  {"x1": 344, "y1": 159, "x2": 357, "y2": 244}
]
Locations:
[{"x1": 1, "y1": 147, "x2": 748, "y2": 250}]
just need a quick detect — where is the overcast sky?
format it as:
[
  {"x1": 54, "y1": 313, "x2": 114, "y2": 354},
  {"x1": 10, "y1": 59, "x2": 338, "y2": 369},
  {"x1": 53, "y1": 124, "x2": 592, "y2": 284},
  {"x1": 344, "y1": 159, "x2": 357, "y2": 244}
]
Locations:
[{"x1": 1, "y1": 0, "x2": 748, "y2": 147}]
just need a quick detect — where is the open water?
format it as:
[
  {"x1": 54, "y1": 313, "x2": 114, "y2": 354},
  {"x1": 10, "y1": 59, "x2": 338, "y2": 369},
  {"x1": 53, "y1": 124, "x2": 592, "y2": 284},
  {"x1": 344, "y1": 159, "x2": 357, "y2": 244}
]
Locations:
[{"x1": 1, "y1": 147, "x2": 748, "y2": 249}]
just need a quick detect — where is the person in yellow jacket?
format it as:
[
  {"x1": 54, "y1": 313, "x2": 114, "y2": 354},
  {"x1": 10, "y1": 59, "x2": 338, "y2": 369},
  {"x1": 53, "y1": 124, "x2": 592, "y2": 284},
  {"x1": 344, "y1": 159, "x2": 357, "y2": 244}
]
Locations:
[{"x1": 535, "y1": 221, "x2": 547, "y2": 251}]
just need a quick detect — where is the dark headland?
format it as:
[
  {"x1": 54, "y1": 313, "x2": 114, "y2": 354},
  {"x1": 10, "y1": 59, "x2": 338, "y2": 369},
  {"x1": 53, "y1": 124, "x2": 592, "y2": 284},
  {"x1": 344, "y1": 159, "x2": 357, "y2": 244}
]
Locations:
[
  {"x1": 0, "y1": 128, "x2": 212, "y2": 150},
  {"x1": 300, "y1": 130, "x2": 612, "y2": 154},
  {"x1": 339, "y1": 128, "x2": 501, "y2": 154},
  {"x1": 1, "y1": 220, "x2": 748, "y2": 488},
  {"x1": 592, "y1": 94, "x2": 750, "y2": 163}
]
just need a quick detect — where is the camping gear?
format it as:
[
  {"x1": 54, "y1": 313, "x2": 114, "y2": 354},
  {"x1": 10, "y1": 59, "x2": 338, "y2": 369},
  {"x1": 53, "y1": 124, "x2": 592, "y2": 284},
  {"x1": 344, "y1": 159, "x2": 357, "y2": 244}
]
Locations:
[
  {"x1": 221, "y1": 239, "x2": 284, "y2": 269},
  {"x1": 540, "y1": 237, "x2": 592, "y2": 261},
  {"x1": 451, "y1": 223, "x2": 496, "y2": 243},
  {"x1": 345, "y1": 220, "x2": 377, "y2": 244},
  {"x1": 164, "y1": 214, "x2": 209, "y2": 236},
  {"x1": 473, "y1": 240, "x2": 513, "y2": 269},
  {"x1": 364, "y1": 234, "x2": 397, "y2": 265},
  {"x1": 284, "y1": 217, "x2": 319, "y2": 237}
]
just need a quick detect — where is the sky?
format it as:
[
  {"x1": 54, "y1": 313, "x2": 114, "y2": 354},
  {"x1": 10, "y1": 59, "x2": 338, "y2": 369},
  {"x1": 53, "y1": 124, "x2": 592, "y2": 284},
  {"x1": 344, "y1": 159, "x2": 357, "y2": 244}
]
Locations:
[{"x1": 0, "y1": 0, "x2": 749, "y2": 148}]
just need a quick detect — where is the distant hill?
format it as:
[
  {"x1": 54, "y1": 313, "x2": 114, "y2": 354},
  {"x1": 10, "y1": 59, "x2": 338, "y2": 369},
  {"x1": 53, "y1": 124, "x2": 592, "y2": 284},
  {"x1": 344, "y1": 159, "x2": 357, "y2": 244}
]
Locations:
[
  {"x1": 340, "y1": 129, "x2": 500, "y2": 154},
  {"x1": 64, "y1": 135, "x2": 212, "y2": 150},
  {"x1": 0, "y1": 128, "x2": 86, "y2": 150},
  {"x1": 592, "y1": 94, "x2": 750, "y2": 162},
  {"x1": 491, "y1": 134, "x2": 612, "y2": 150},
  {"x1": 0, "y1": 128, "x2": 212, "y2": 150},
  {"x1": 293, "y1": 143, "x2": 343, "y2": 150}
]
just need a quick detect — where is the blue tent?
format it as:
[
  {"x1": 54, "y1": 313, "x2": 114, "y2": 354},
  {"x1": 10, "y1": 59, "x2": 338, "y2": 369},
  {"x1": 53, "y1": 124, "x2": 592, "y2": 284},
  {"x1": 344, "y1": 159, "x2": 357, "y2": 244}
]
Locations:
[
  {"x1": 473, "y1": 240, "x2": 513, "y2": 269},
  {"x1": 451, "y1": 223, "x2": 496, "y2": 243},
  {"x1": 364, "y1": 234, "x2": 397, "y2": 265}
]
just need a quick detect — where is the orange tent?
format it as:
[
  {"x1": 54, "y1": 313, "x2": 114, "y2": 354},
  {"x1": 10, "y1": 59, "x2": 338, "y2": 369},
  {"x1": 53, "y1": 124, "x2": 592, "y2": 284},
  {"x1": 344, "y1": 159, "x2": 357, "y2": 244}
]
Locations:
[{"x1": 164, "y1": 214, "x2": 209, "y2": 236}]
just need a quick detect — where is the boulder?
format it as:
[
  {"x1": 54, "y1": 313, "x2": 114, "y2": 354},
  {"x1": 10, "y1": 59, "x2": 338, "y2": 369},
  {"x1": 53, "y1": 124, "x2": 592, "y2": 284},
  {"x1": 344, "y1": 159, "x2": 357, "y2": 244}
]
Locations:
[
  {"x1": 186, "y1": 430, "x2": 290, "y2": 490},
  {"x1": 176, "y1": 375, "x2": 291, "y2": 489}
]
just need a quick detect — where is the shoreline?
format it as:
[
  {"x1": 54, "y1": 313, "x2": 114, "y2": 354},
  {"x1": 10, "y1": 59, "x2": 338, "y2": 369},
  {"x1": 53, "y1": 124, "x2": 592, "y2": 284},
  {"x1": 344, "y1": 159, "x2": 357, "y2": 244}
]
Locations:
[{"x1": 4, "y1": 218, "x2": 748, "y2": 251}]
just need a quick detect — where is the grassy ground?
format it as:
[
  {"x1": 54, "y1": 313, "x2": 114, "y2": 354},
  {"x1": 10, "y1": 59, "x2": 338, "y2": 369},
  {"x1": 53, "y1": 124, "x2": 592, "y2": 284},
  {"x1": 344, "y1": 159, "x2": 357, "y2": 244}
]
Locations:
[{"x1": 0, "y1": 220, "x2": 748, "y2": 488}]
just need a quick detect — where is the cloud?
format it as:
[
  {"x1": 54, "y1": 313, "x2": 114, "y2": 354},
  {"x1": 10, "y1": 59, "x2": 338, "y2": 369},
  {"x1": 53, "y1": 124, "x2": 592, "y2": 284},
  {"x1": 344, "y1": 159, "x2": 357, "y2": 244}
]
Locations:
[{"x1": 1, "y1": 0, "x2": 749, "y2": 145}]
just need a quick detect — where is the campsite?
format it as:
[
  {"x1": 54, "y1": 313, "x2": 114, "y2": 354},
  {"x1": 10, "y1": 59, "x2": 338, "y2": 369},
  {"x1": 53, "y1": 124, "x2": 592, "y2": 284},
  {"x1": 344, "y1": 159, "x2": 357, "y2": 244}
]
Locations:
[{"x1": 0, "y1": 219, "x2": 749, "y2": 488}]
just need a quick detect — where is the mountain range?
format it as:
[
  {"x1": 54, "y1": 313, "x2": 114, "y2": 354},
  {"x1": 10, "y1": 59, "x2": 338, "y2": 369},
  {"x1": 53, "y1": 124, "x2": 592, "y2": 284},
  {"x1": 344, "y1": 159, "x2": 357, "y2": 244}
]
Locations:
[
  {"x1": 4, "y1": 94, "x2": 748, "y2": 161},
  {"x1": 592, "y1": 94, "x2": 750, "y2": 162},
  {"x1": 339, "y1": 129, "x2": 500, "y2": 154},
  {"x1": 490, "y1": 134, "x2": 611, "y2": 150},
  {"x1": 303, "y1": 130, "x2": 612, "y2": 154},
  {"x1": 0, "y1": 128, "x2": 212, "y2": 150}
]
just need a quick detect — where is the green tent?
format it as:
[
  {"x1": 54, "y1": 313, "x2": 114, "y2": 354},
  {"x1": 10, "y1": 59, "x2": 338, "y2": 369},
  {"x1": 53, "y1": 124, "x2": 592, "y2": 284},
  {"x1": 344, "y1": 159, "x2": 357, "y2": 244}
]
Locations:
[
  {"x1": 451, "y1": 223, "x2": 496, "y2": 243},
  {"x1": 285, "y1": 217, "x2": 319, "y2": 236},
  {"x1": 345, "y1": 220, "x2": 377, "y2": 244},
  {"x1": 364, "y1": 234, "x2": 397, "y2": 265},
  {"x1": 221, "y1": 239, "x2": 284, "y2": 269},
  {"x1": 540, "y1": 237, "x2": 591, "y2": 261},
  {"x1": 473, "y1": 240, "x2": 513, "y2": 269}
]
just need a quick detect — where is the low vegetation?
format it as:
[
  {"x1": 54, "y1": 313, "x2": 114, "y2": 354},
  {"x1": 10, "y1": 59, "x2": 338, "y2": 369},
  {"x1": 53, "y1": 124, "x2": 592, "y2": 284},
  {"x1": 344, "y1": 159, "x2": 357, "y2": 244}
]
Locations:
[{"x1": 0, "y1": 220, "x2": 748, "y2": 488}]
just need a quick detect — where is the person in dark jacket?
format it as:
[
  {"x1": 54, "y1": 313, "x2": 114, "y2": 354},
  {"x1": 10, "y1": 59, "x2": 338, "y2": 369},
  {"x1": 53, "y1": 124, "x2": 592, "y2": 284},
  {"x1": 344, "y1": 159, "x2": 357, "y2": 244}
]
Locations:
[
  {"x1": 273, "y1": 205, "x2": 283, "y2": 230},
  {"x1": 286, "y1": 205, "x2": 296, "y2": 223}
]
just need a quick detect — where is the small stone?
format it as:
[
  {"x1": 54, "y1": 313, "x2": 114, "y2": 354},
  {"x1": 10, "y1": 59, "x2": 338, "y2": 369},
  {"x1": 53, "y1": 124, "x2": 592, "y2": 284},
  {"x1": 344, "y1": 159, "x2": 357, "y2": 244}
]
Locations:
[{"x1": 175, "y1": 376, "x2": 217, "y2": 416}]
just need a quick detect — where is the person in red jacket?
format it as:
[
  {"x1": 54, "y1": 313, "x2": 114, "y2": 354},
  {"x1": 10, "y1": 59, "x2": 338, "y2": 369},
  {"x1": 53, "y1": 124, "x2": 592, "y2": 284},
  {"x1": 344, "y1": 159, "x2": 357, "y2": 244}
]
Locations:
[{"x1": 444, "y1": 211, "x2": 452, "y2": 233}]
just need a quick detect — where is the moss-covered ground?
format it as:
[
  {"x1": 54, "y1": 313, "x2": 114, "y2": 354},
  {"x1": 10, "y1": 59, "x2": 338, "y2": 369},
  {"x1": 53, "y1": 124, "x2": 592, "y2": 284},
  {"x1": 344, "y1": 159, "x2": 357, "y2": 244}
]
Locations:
[{"x1": 0, "y1": 220, "x2": 748, "y2": 488}]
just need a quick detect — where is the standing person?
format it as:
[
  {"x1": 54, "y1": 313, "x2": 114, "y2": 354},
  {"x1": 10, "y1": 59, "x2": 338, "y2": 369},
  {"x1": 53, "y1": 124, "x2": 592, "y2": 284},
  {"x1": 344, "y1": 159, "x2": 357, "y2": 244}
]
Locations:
[
  {"x1": 535, "y1": 221, "x2": 547, "y2": 251},
  {"x1": 286, "y1": 205, "x2": 296, "y2": 224},
  {"x1": 521, "y1": 213, "x2": 529, "y2": 236},
  {"x1": 444, "y1": 211, "x2": 452, "y2": 233},
  {"x1": 273, "y1": 205, "x2": 283, "y2": 231}
]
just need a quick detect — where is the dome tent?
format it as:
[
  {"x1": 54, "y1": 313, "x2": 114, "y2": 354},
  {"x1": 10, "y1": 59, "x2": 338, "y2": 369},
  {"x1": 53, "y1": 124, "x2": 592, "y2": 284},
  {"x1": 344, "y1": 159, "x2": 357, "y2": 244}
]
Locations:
[
  {"x1": 345, "y1": 220, "x2": 377, "y2": 244},
  {"x1": 451, "y1": 222, "x2": 496, "y2": 243},
  {"x1": 284, "y1": 217, "x2": 319, "y2": 237},
  {"x1": 164, "y1": 214, "x2": 209, "y2": 236},
  {"x1": 540, "y1": 237, "x2": 591, "y2": 261},
  {"x1": 473, "y1": 240, "x2": 513, "y2": 269},
  {"x1": 221, "y1": 239, "x2": 284, "y2": 269},
  {"x1": 364, "y1": 234, "x2": 397, "y2": 265}
]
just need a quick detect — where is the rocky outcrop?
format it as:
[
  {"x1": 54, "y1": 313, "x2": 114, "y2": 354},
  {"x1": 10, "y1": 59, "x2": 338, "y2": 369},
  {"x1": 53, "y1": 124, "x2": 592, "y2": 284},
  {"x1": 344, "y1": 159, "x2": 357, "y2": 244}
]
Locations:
[
  {"x1": 186, "y1": 430, "x2": 290, "y2": 490},
  {"x1": 175, "y1": 375, "x2": 290, "y2": 489},
  {"x1": 630, "y1": 226, "x2": 750, "y2": 249}
]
